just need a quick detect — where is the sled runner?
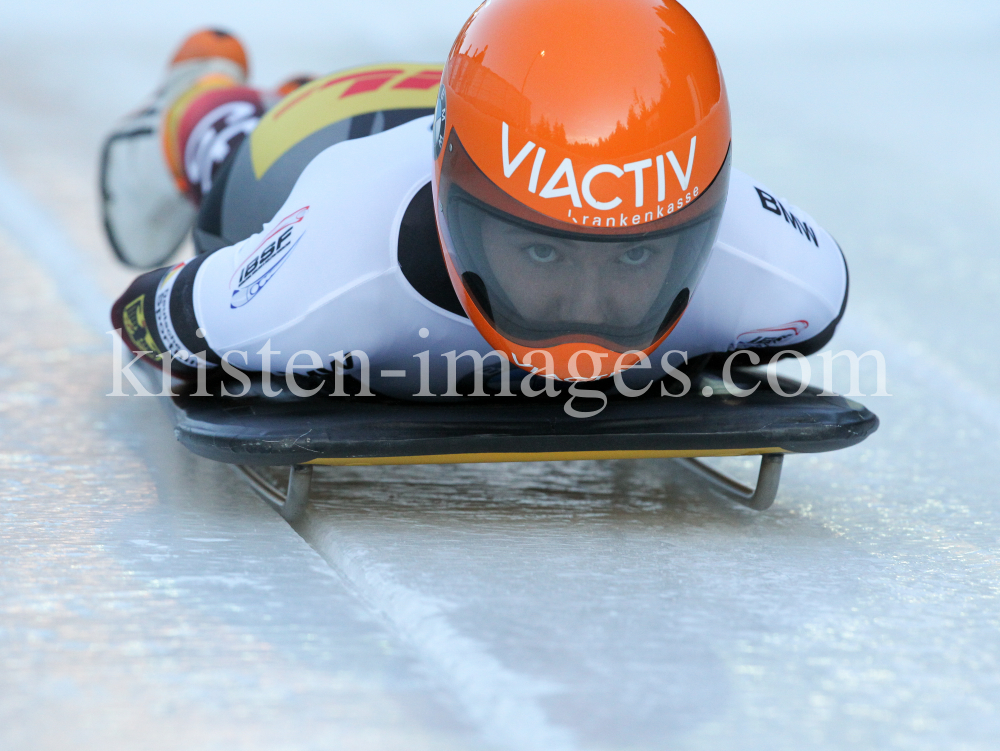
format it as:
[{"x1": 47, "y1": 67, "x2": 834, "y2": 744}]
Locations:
[{"x1": 160, "y1": 367, "x2": 878, "y2": 517}]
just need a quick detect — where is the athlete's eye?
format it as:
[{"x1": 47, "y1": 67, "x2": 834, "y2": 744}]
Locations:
[
  {"x1": 525, "y1": 244, "x2": 558, "y2": 263},
  {"x1": 620, "y1": 246, "x2": 652, "y2": 266}
]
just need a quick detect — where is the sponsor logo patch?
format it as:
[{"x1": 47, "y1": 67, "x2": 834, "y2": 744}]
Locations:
[
  {"x1": 229, "y1": 206, "x2": 309, "y2": 309},
  {"x1": 500, "y1": 122, "x2": 701, "y2": 228},
  {"x1": 734, "y1": 320, "x2": 809, "y2": 349},
  {"x1": 122, "y1": 294, "x2": 163, "y2": 358},
  {"x1": 755, "y1": 188, "x2": 820, "y2": 247}
]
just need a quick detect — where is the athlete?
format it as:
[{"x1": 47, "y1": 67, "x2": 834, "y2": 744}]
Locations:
[{"x1": 105, "y1": 0, "x2": 847, "y2": 400}]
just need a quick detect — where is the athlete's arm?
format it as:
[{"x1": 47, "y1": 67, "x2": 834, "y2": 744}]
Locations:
[
  {"x1": 100, "y1": 30, "x2": 270, "y2": 269},
  {"x1": 659, "y1": 168, "x2": 849, "y2": 363}
]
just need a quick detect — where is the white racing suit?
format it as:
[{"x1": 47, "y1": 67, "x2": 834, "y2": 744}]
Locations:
[{"x1": 111, "y1": 89, "x2": 847, "y2": 400}]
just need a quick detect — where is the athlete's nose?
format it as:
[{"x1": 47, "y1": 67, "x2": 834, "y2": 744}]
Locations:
[{"x1": 560, "y1": 265, "x2": 607, "y2": 324}]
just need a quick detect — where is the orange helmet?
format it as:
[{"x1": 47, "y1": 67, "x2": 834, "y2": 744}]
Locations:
[{"x1": 432, "y1": 0, "x2": 731, "y2": 381}]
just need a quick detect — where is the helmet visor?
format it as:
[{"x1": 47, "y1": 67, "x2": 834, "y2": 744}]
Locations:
[{"x1": 441, "y1": 167, "x2": 728, "y2": 352}]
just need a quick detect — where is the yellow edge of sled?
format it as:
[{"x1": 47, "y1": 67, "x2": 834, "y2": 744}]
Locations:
[{"x1": 306, "y1": 447, "x2": 788, "y2": 467}]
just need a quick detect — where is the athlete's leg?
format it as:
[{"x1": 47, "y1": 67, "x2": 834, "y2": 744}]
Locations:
[{"x1": 100, "y1": 30, "x2": 266, "y2": 269}]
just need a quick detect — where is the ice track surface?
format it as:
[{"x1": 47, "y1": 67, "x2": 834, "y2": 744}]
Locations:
[{"x1": 2, "y1": 2, "x2": 999, "y2": 749}]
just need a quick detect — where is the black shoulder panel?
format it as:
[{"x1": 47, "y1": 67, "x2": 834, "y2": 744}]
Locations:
[
  {"x1": 193, "y1": 144, "x2": 240, "y2": 255},
  {"x1": 207, "y1": 107, "x2": 437, "y2": 250}
]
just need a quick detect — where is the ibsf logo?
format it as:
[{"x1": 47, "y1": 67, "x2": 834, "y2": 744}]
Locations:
[
  {"x1": 500, "y1": 122, "x2": 700, "y2": 228},
  {"x1": 230, "y1": 207, "x2": 309, "y2": 309}
]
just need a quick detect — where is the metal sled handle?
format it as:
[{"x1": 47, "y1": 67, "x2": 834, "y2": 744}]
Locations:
[
  {"x1": 233, "y1": 464, "x2": 314, "y2": 521},
  {"x1": 676, "y1": 454, "x2": 783, "y2": 511}
]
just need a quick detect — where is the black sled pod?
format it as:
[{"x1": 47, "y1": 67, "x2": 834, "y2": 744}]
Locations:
[{"x1": 156, "y1": 364, "x2": 878, "y2": 519}]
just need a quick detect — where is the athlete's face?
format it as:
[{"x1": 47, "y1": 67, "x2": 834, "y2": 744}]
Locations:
[{"x1": 480, "y1": 216, "x2": 677, "y2": 328}]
